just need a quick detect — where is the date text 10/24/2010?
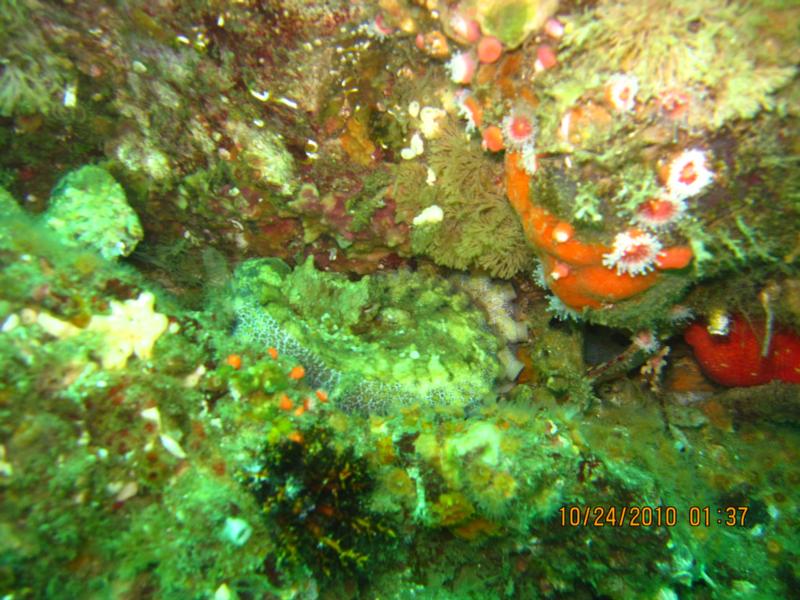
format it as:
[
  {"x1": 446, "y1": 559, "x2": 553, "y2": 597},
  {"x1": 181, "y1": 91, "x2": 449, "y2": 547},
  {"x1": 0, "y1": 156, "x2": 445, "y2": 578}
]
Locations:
[{"x1": 559, "y1": 505, "x2": 749, "y2": 528}]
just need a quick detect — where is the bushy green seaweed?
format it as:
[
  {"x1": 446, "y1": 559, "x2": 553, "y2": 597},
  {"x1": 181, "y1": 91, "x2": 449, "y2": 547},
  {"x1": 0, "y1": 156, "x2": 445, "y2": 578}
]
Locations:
[{"x1": 395, "y1": 122, "x2": 534, "y2": 278}]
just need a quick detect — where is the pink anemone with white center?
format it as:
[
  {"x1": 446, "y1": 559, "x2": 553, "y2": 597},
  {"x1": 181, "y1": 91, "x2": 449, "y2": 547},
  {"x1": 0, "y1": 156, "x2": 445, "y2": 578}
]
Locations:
[
  {"x1": 666, "y1": 149, "x2": 713, "y2": 200},
  {"x1": 605, "y1": 74, "x2": 638, "y2": 112},
  {"x1": 633, "y1": 196, "x2": 687, "y2": 229},
  {"x1": 602, "y1": 230, "x2": 663, "y2": 276},
  {"x1": 501, "y1": 104, "x2": 537, "y2": 152}
]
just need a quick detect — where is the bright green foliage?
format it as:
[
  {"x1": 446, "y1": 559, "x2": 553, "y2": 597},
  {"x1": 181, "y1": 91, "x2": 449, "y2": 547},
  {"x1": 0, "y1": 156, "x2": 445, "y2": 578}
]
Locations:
[
  {"x1": 44, "y1": 166, "x2": 143, "y2": 260},
  {"x1": 231, "y1": 256, "x2": 503, "y2": 411},
  {"x1": 572, "y1": 181, "x2": 605, "y2": 224},
  {"x1": 0, "y1": 184, "x2": 125, "y2": 315},
  {"x1": 612, "y1": 164, "x2": 662, "y2": 216},
  {"x1": 0, "y1": 184, "x2": 20, "y2": 220},
  {"x1": 0, "y1": 64, "x2": 62, "y2": 117},
  {"x1": 111, "y1": 469, "x2": 275, "y2": 597},
  {"x1": 395, "y1": 122, "x2": 534, "y2": 278}
]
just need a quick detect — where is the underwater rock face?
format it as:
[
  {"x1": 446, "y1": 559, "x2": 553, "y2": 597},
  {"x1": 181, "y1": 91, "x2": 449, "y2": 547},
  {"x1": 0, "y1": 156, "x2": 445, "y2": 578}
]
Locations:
[
  {"x1": 231, "y1": 257, "x2": 502, "y2": 411},
  {"x1": 1, "y1": 0, "x2": 799, "y2": 598}
]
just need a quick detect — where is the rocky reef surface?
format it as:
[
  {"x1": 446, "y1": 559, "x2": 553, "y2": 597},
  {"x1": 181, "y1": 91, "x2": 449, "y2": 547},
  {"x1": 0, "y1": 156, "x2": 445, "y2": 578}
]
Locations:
[{"x1": 1, "y1": 1, "x2": 799, "y2": 598}]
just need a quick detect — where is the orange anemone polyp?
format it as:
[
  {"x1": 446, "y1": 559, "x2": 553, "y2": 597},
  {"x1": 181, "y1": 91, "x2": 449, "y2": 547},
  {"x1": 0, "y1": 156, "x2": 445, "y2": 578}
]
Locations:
[{"x1": 482, "y1": 126, "x2": 505, "y2": 152}]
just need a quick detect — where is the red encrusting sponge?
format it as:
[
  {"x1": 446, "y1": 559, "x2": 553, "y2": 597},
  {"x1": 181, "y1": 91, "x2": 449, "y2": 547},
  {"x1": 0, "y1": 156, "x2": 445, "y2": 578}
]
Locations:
[{"x1": 684, "y1": 315, "x2": 800, "y2": 386}]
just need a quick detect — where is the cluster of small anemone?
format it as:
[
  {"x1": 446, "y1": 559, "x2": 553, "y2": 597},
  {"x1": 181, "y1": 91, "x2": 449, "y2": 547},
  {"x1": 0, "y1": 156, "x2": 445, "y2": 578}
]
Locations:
[
  {"x1": 441, "y1": 13, "x2": 714, "y2": 287},
  {"x1": 446, "y1": 15, "x2": 567, "y2": 173},
  {"x1": 603, "y1": 148, "x2": 714, "y2": 277}
]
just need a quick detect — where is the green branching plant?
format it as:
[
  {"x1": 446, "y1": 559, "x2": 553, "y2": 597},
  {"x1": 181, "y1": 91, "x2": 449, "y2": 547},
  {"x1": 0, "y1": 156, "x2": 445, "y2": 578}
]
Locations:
[
  {"x1": 412, "y1": 122, "x2": 532, "y2": 278},
  {"x1": 395, "y1": 122, "x2": 534, "y2": 279}
]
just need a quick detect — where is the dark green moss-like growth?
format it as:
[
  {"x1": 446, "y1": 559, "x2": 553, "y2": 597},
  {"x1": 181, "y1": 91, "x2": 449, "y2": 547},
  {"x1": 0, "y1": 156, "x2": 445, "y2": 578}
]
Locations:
[
  {"x1": 395, "y1": 122, "x2": 534, "y2": 278},
  {"x1": 0, "y1": 1, "x2": 74, "y2": 117},
  {"x1": 245, "y1": 426, "x2": 397, "y2": 579},
  {"x1": 676, "y1": 119, "x2": 800, "y2": 279}
]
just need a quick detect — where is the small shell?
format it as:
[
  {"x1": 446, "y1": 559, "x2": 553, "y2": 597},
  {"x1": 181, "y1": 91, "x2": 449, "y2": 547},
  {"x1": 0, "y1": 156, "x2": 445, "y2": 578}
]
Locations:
[
  {"x1": 400, "y1": 133, "x2": 424, "y2": 159},
  {"x1": 412, "y1": 205, "x2": 444, "y2": 226},
  {"x1": 160, "y1": 433, "x2": 187, "y2": 459},
  {"x1": 140, "y1": 406, "x2": 162, "y2": 427}
]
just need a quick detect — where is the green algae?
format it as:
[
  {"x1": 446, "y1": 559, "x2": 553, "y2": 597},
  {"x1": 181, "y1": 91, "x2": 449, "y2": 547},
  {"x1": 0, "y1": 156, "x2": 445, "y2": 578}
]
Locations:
[
  {"x1": 230, "y1": 256, "x2": 503, "y2": 411},
  {"x1": 561, "y1": 0, "x2": 796, "y2": 130},
  {"x1": 474, "y1": 0, "x2": 560, "y2": 48},
  {"x1": 395, "y1": 122, "x2": 534, "y2": 279},
  {"x1": 0, "y1": 1, "x2": 799, "y2": 598},
  {"x1": 0, "y1": 0, "x2": 73, "y2": 118},
  {"x1": 44, "y1": 166, "x2": 143, "y2": 260}
]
